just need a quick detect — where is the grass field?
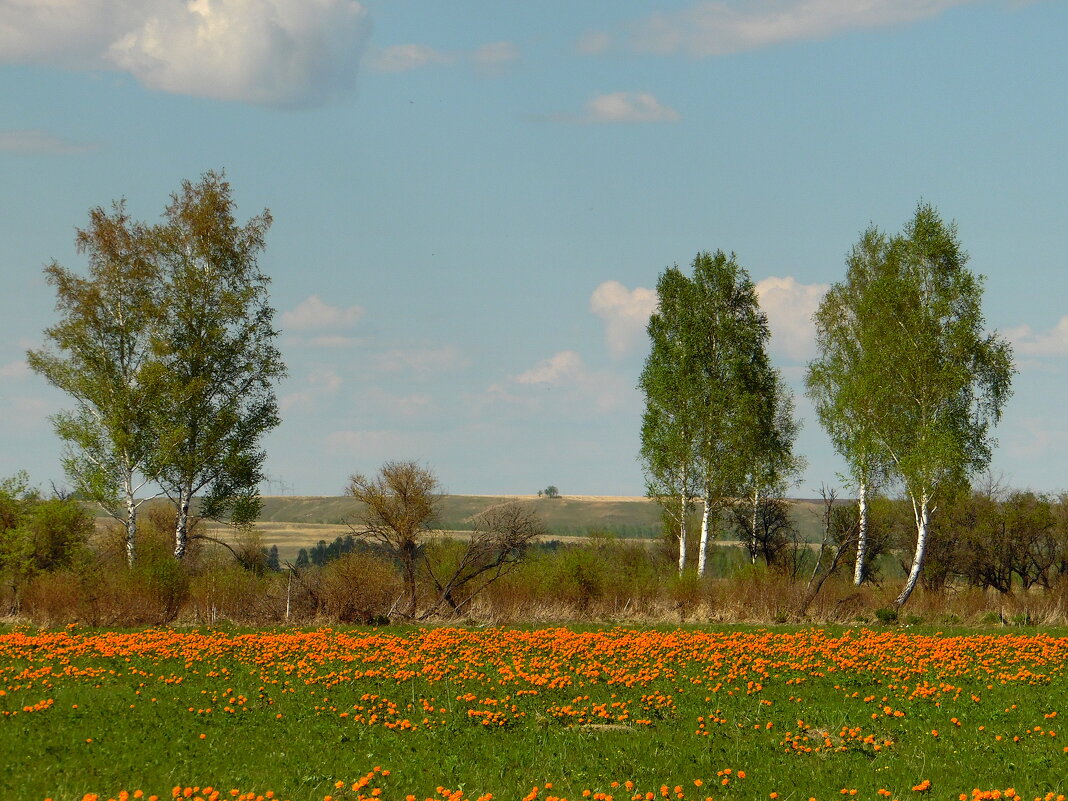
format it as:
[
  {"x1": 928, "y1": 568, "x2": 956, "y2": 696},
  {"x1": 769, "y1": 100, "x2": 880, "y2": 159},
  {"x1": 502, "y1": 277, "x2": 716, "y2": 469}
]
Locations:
[{"x1": 2, "y1": 625, "x2": 1067, "y2": 801}]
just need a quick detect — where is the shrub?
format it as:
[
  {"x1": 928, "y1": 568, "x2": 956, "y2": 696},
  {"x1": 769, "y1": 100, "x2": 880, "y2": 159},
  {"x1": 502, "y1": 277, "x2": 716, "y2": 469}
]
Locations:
[
  {"x1": 875, "y1": 606, "x2": 899, "y2": 624},
  {"x1": 319, "y1": 552, "x2": 402, "y2": 623}
]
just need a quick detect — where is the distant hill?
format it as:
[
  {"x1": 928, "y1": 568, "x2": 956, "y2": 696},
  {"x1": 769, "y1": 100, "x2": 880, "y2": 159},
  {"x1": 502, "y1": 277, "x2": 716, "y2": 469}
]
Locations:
[
  {"x1": 255, "y1": 494, "x2": 666, "y2": 538},
  {"x1": 92, "y1": 494, "x2": 834, "y2": 552}
]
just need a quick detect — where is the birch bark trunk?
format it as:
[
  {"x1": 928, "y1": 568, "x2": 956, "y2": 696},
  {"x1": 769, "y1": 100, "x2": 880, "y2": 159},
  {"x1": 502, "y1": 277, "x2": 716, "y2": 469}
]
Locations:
[
  {"x1": 174, "y1": 487, "x2": 192, "y2": 560},
  {"x1": 853, "y1": 478, "x2": 868, "y2": 586},
  {"x1": 124, "y1": 490, "x2": 137, "y2": 567},
  {"x1": 749, "y1": 487, "x2": 759, "y2": 565},
  {"x1": 895, "y1": 491, "x2": 929, "y2": 608},
  {"x1": 677, "y1": 468, "x2": 688, "y2": 573},
  {"x1": 697, "y1": 495, "x2": 711, "y2": 576}
]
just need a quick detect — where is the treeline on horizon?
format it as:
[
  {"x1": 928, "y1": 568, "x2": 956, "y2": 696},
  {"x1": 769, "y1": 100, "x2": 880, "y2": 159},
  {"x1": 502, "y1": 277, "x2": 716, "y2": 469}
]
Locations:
[{"x1": 3, "y1": 465, "x2": 1068, "y2": 628}]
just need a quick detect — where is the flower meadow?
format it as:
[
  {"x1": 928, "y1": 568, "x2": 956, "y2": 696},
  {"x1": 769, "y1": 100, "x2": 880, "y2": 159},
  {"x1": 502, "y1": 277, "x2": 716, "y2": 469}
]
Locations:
[{"x1": 1, "y1": 626, "x2": 1067, "y2": 801}]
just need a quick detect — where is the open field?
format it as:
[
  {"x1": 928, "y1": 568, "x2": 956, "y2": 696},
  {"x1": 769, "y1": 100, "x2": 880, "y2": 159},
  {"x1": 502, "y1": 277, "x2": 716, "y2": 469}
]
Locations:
[
  {"x1": 2, "y1": 625, "x2": 1067, "y2": 801},
  {"x1": 91, "y1": 495, "x2": 833, "y2": 562}
]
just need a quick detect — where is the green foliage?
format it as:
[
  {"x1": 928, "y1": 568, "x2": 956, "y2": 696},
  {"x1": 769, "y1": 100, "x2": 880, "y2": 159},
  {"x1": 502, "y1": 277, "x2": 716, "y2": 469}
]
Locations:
[
  {"x1": 0, "y1": 475, "x2": 93, "y2": 608},
  {"x1": 27, "y1": 172, "x2": 286, "y2": 565},
  {"x1": 640, "y1": 251, "x2": 800, "y2": 573},
  {"x1": 874, "y1": 606, "x2": 899, "y2": 623},
  {"x1": 26, "y1": 202, "x2": 165, "y2": 566},
  {"x1": 149, "y1": 172, "x2": 286, "y2": 558},
  {"x1": 809, "y1": 204, "x2": 1014, "y2": 607}
]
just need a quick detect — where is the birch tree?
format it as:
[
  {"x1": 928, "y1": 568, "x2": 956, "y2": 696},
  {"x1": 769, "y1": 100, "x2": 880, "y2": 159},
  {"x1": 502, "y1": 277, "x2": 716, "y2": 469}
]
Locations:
[
  {"x1": 27, "y1": 202, "x2": 162, "y2": 566},
  {"x1": 149, "y1": 172, "x2": 286, "y2": 559},
  {"x1": 854, "y1": 204, "x2": 1013, "y2": 607},
  {"x1": 806, "y1": 227, "x2": 892, "y2": 585},
  {"x1": 688, "y1": 252, "x2": 777, "y2": 575},
  {"x1": 639, "y1": 267, "x2": 698, "y2": 573},
  {"x1": 640, "y1": 252, "x2": 783, "y2": 575}
]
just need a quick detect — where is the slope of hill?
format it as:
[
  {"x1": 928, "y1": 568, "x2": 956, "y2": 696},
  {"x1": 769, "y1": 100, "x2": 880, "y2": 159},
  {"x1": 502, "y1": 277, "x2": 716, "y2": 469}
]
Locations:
[
  {"x1": 255, "y1": 494, "x2": 665, "y2": 537},
  {"x1": 91, "y1": 494, "x2": 837, "y2": 562}
]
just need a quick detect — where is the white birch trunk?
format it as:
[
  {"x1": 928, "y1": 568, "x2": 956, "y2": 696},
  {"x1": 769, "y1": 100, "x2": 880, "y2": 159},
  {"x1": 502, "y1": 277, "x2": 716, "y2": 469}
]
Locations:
[
  {"x1": 124, "y1": 494, "x2": 137, "y2": 568},
  {"x1": 853, "y1": 478, "x2": 868, "y2": 586},
  {"x1": 750, "y1": 487, "x2": 759, "y2": 565},
  {"x1": 174, "y1": 487, "x2": 192, "y2": 560},
  {"x1": 895, "y1": 491, "x2": 930, "y2": 608},
  {"x1": 677, "y1": 466, "x2": 688, "y2": 574},
  {"x1": 697, "y1": 495, "x2": 711, "y2": 576},
  {"x1": 122, "y1": 468, "x2": 137, "y2": 567}
]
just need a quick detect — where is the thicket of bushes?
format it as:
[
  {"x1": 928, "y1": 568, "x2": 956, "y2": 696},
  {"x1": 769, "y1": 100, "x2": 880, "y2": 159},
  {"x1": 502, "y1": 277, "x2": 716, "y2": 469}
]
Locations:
[{"x1": 3, "y1": 473, "x2": 1068, "y2": 628}]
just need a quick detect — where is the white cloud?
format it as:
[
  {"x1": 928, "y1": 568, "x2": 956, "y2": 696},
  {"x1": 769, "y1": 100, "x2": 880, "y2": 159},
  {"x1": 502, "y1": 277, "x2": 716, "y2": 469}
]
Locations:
[
  {"x1": 510, "y1": 350, "x2": 633, "y2": 414},
  {"x1": 282, "y1": 295, "x2": 364, "y2": 331},
  {"x1": 589, "y1": 281, "x2": 658, "y2": 358},
  {"x1": 1007, "y1": 316, "x2": 1068, "y2": 358},
  {"x1": 598, "y1": 0, "x2": 973, "y2": 57},
  {"x1": 581, "y1": 92, "x2": 680, "y2": 124},
  {"x1": 515, "y1": 350, "x2": 586, "y2": 386},
  {"x1": 374, "y1": 345, "x2": 468, "y2": 379},
  {"x1": 368, "y1": 40, "x2": 519, "y2": 73},
  {"x1": 754, "y1": 275, "x2": 828, "y2": 362},
  {"x1": 0, "y1": 130, "x2": 98, "y2": 155},
  {"x1": 0, "y1": 0, "x2": 371, "y2": 108}
]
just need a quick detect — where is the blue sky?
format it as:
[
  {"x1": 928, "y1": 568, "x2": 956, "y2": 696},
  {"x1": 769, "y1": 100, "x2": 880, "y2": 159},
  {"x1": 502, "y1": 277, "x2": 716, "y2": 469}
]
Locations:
[{"x1": 2, "y1": 0, "x2": 1066, "y2": 499}]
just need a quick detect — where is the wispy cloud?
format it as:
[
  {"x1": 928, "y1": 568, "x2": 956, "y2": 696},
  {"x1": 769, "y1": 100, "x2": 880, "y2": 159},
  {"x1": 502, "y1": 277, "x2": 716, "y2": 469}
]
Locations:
[
  {"x1": 0, "y1": 396, "x2": 54, "y2": 430},
  {"x1": 589, "y1": 281, "x2": 657, "y2": 358},
  {"x1": 1004, "y1": 417, "x2": 1068, "y2": 460},
  {"x1": 508, "y1": 350, "x2": 633, "y2": 414},
  {"x1": 282, "y1": 295, "x2": 364, "y2": 331},
  {"x1": 586, "y1": 0, "x2": 974, "y2": 58},
  {"x1": 368, "y1": 40, "x2": 519, "y2": 73},
  {"x1": 754, "y1": 275, "x2": 829, "y2": 362},
  {"x1": 374, "y1": 345, "x2": 469, "y2": 379},
  {"x1": 0, "y1": 360, "x2": 29, "y2": 379},
  {"x1": 0, "y1": 0, "x2": 372, "y2": 108},
  {"x1": 369, "y1": 43, "x2": 450, "y2": 72},
  {"x1": 1007, "y1": 316, "x2": 1068, "y2": 358},
  {"x1": 279, "y1": 369, "x2": 342, "y2": 412},
  {"x1": 553, "y1": 92, "x2": 679, "y2": 124},
  {"x1": 583, "y1": 92, "x2": 680, "y2": 123},
  {"x1": 0, "y1": 130, "x2": 99, "y2": 155},
  {"x1": 576, "y1": 31, "x2": 612, "y2": 55},
  {"x1": 515, "y1": 350, "x2": 586, "y2": 386},
  {"x1": 303, "y1": 335, "x2": 365, "y2": 349},
  {"x1": 471, "y1": 41, "x2": 520, "y2": 73}
]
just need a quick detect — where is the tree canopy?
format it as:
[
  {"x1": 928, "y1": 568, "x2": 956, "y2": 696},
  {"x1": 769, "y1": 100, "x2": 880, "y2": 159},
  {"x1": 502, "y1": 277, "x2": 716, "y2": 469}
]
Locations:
[
  {"x1": 28, "y1": 172, "x2": 286, "y2": 563},
  {"x1": 809, "y1": 204, "x2": 1013, "y2": 606},
  {"x1": 640, "y1": 251, "x2": 801, "y2": 574}
]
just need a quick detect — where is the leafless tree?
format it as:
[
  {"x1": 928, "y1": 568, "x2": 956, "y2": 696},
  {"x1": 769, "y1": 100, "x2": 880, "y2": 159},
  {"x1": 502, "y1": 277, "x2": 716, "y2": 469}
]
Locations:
[
  {"x1": 346, "y1": 461, "x2": 439, "y2": 617},
  {"x1": 422, "y1": 501, "x2": 544, "y2": 618},
  {"x1": 796, "y1": 484, "x2": 856, "y2": 618}
]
